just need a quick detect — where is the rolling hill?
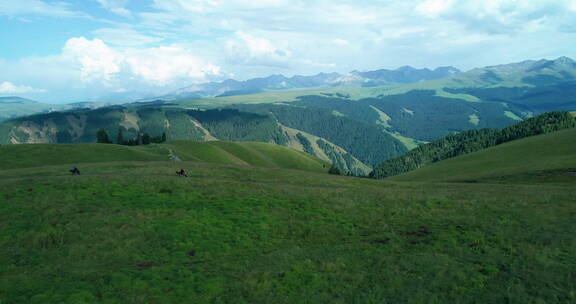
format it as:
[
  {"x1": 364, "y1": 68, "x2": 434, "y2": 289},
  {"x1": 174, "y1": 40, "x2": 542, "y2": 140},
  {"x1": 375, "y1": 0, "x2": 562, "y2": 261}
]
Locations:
[
  {"x1": 370, "y1": 111, "x2": 576, "y2": 179},
  {"x1": 1, "y1": 133, "x2": 575, "y2": 303},
  {"x1": 0, "y1": 105, "x2": 400, "y2": 175},
  {"x1": 0, "y1": 140, "x2": 328, "y2": 172},
  {"x1": 390, "y1": 127, "x2": 576, "y2": 183}
]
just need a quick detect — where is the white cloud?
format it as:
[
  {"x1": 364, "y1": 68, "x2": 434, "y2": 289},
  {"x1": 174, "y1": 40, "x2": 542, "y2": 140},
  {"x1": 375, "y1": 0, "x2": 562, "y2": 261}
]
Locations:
[
  {"x1": 62, "y1": 37, "x2": 221, "y2": 87},
  {"x1": 151, "y1": 0, "x2": 221, "y2": 14},
  {"x1": 225, "y1": 32, "x2": 292, "y2": 67},
  {"x1": 0, "y1": 81, "x2": 45, "y2": 94},
  {"x1": 96, "y1": 0, "x2": 132, "y2": 17},
  {"x1": 64, "y1": 37, "x2": 123, "y2": 85},
  {"x1": 416, "y1": 0, "x2": 454, "y2": 17},
  {"x1": 93, "y1": 27, "x2": 163, "y2": 46},
  {"x1": 333, "y1": 38, "x2": 350, "y2": 46},
  {"x1": 0, "y1": 0, "x2": 86, "y2": 18},
  {"x1": 125, "y1": 46, "x2": 221, "y2": 85}
]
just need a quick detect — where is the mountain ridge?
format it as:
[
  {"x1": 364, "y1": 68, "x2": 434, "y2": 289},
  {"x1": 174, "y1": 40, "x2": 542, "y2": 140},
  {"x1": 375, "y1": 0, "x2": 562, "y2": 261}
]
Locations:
[{"x1": 160, "y1": 65, "x2": 462, "y2": 100}]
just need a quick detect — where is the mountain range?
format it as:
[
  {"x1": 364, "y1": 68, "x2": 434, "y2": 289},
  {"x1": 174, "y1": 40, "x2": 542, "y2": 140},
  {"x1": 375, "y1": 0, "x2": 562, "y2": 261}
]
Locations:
[
  {"x1": 1, "y1": 56, "x2": 575, "y2": 174},
  {"x1": 160, "y1": 65, "x2": 462, "y2": 99}
]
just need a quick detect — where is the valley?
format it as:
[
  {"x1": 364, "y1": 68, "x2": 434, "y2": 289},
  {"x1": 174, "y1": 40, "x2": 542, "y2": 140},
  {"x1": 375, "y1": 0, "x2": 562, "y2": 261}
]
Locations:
[{"x1": 1, "y1": 57, "x2": 575, "y2": 304}]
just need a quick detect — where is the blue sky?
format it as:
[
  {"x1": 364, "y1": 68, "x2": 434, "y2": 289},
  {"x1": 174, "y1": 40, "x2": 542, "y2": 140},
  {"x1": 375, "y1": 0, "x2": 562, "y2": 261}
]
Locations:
[{"x1": 1, "y1": 0, "x2": 575, "y2": 103}]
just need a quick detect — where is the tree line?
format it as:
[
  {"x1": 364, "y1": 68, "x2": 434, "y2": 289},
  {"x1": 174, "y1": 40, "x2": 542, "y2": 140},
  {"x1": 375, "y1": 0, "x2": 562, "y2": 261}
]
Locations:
[
  {"x1": 96, "y1": 128, "x2": 167, "y2": 145},
  {"x1": 370, "y1": 111, "x2": 576, "y2": 179}
]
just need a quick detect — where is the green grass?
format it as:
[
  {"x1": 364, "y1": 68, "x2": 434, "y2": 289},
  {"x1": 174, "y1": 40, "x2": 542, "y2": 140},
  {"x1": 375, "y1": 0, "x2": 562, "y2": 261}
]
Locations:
[
  {"x1": 391, "y1": 128, "x2": 576, "y2": 183},
  {"x1": 0, "y1": 141, "x2": 328, "y2": 172},
  {"x1": 0, "y1": 143, "x2": 167, "y2": 169},
  {"x1": 164, "y1": 141, "x2": 328, "y2": 172},
  {"x1": 1, "y1": 138, "x2": 575, "y2": 303}
]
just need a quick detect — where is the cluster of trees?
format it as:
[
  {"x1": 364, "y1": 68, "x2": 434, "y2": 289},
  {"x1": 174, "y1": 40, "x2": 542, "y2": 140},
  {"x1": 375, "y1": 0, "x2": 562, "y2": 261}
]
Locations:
[
  {"x1": 234, "y1": 103, "x2": 407, "y2": 167},
  {"x1": 370, "y1": 111, "x2": 576, "y2": 179},
  {"x1": 296, "y1": 133, "x2": 314, "y2": 155},
  {"x1": 96, "y1": 128, "x2": 167, "y2": 145},
  {"x1": 189, "y1": 109, "x2": 288, "y2": 145}
]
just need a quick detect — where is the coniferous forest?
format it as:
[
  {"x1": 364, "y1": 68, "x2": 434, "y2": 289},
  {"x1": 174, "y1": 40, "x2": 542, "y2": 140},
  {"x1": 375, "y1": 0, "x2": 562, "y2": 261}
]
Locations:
[{"x1": 370, "y1": 111, "x2": 576, "y2": 179}]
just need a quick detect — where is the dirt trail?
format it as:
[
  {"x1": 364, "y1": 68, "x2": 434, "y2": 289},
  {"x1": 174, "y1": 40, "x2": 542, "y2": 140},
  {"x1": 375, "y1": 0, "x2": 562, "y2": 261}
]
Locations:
[{"x1": 167, "y1": 149, "x2": 182, "y2": 162}]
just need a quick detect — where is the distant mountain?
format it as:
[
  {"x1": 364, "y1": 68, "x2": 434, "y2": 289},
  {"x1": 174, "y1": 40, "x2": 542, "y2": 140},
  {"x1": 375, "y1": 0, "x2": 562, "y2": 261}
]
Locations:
[
  {"x1": 0, "y1": 96, "x2": 123, "y2": 122},
  {"x1": 161, "y1": 66, "x2": 461, "y2": 99},
  {"x1": 448, "y1": 56, "x2": 576, "y2": 87},
  {"x1": 347, "y1": 66, "x2": 461, "y2": 86},
  {"x1": 0, "y1": 97, "x2": 58, "y2": 122},
  {"x1": 444, "y1": 57, "x2": 576, "y2": 113}
]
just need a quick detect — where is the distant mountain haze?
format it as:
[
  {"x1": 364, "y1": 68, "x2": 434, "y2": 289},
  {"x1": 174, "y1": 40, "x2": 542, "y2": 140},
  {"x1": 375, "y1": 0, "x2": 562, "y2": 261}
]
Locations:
[{"x1": 161, "y1": 65, "x2": 462, "y2": 100}]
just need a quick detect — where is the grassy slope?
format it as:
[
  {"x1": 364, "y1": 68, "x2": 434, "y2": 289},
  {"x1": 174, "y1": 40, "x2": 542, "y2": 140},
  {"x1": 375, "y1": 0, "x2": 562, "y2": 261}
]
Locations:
[
  {"x1": 0, "y1": 158, "x2": 575, "y2": 303},
  {"x1": 0, "y1": 143, "x2": 167, "y2": 169},
  {"x1": 392, "y1": 128, "x2": 576, "y2": 183},
  {"x1": 165, "y1": 141, "x2": 328, "y2": 172},
  {"x1": 0, "y1": 141, "x2": 328, "y2": 172}
]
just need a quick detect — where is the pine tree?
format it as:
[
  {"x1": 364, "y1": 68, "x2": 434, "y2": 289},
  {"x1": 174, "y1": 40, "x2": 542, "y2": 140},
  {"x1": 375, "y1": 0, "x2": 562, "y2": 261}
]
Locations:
[
  {"x1": 116, "y1": 128, "x2": 124, "y2": 145},
  {"x1": 96, "y1": 129, "x2": 111, "y2": 144},
  {"x1": 142, "y1": 133, "x2": 151, "y2": 145},
  {"x1": 328, "y1": 165, "x2": 342, "y2": 175}
]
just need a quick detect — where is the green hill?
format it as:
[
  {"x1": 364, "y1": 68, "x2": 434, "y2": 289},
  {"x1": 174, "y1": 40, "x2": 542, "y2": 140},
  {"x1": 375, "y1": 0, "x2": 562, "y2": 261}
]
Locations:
[
  {"x1": 371, "y1": 111, "x2": 576, "y2": 179},
  {"x1": 0, "y1": 141, "x2": 329, "y2": 172},
  {"x1": 1, "y1": 145, "x2": 575, "y2": 303},
  {"x1": 391, "y1": 127, "x2": 576, "y2": 183}
]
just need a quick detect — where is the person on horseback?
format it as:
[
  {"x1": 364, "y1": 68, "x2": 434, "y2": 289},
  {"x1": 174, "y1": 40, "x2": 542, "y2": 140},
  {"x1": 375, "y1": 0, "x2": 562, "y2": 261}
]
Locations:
[
  {"x1": 176, "y1": 168, "x2": 187, "y2": 177},
  {"x1": 70, "y1": 166, "x2": 80, "y2": 175}
]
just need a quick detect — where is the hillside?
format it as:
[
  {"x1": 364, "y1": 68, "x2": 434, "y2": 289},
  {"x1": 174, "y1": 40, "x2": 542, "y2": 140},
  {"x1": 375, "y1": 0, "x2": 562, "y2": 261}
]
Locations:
[
  {"x1": 371, "y1": 111, "x2": 576, "y2": 179},
  {"x1": 1, "y1": 144, "x2": 575, "y2": 303},
  {"x1": 391, "y1": 127, "x2": 576, "y2": 183},
  {"x1": 0, "y1": 141, "x2": 328, "y2": 172},
  {"x1": 0, "y1": 106, "x2": 398, "y2": 175}
]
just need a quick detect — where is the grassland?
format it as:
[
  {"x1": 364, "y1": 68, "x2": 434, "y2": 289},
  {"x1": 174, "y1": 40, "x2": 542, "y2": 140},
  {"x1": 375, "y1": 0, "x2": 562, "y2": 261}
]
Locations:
[
  {"x1": 0, "y1": 141, "x2": 328, "y2": 172},
  {"x1": 392, "y1": 128, "x2": 576, "y2": 183},
  {"x1": 1, "y1": 141, "x2": 575, "y2": 303}
]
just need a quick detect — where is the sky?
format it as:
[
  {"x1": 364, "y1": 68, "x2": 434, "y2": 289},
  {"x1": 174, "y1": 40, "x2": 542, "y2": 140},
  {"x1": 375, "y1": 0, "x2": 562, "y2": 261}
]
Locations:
[{"x1": 0, "y1": 0, "x2": 575, "y2": 103}]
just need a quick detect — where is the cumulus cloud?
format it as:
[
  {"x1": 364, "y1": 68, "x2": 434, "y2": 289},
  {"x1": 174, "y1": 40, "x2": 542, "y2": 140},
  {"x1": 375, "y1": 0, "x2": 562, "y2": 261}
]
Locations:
[
  {"x1": 63, "y1": 37, "x2": 221, "y2": 87},
  {"x1": 125, "y1": 46, "x2": 221, "y2": 85},
  {"x1": 0, "y1": 81, "x2": 45, "y2": 94},
  {"x1": 64, "y1": 37, "x2": 123, "y2": 85},
  {"x1": 225, "y1": 32, "x2": 292, "y2": 67}
]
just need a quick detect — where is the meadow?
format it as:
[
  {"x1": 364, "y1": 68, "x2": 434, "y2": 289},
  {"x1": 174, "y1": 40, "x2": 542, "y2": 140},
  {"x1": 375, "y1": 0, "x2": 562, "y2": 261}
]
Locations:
[{"x1": 1, "y1": 147, "x2": 575, "y2": 303}]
